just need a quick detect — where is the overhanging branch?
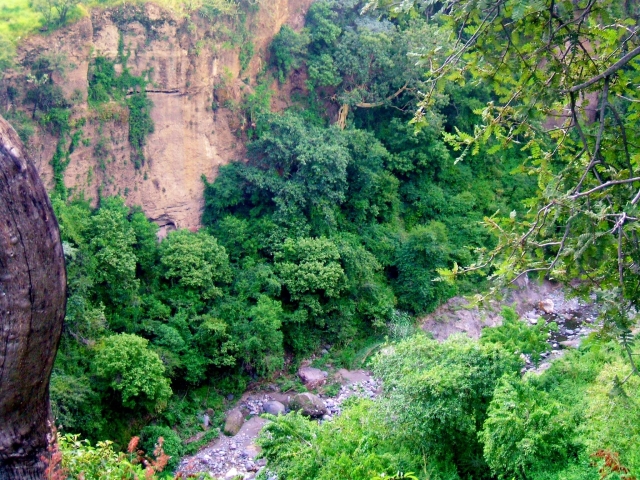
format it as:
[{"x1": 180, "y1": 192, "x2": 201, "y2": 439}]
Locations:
[{"x1": 568, "y1": 44, "x2": 640, "y2": 93}]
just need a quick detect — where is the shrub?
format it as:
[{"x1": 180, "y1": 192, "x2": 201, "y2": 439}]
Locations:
[
  {"x1": 140, "y1": 425, "x2": 184, "y2": 472},
  {"x1": 58, "y1": 433, "x2": 148, "y2": 479}
]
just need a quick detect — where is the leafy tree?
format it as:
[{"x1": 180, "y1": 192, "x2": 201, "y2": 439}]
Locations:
[
  {"x1": 275, "y1": 236, "x2": 345, "y2": 301},
  {"x1": 50, "y1": 373, "x2": 105, "y2": 437},
  {"x1": 393, "y1": 221, "x2": 456, "y2": 314},
  {"x1": 32, "y1": 0, "x2": 80, "y2": 27},
  {"x1": 160, "y1": 229, "x2": 231, "y2": 299},
  {"x1": 129, "y1": 207, "x2": 160, "y2": 277},
  {"x1": 230, "y1": 295, "x2": 285, "y2": 376},
  {"x1": 303, "y1": 0, "x2": 439, "y2": 123},
  {"x1": 88, "y1": 197, "x2": 139, "y2": 308},
  {"x1": 389, "y1": 0, "x2": 640, "y2": 364},
  {"x1": 341, "y1": 129, "x2": 399, "y2": 226},
  {"x1": 186, "y1": 314, "x2": 237, "y2": 383},
  {"x1": 247, "y1": 112, "x2": 351, "y2": 230},
  {"x1": 95, "y1": 333, "x2": 172, "y2": 412}
]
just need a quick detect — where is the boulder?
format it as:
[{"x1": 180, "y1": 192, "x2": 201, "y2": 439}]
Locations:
[
  {"x1": 298, "y1": 366, "x2": 327, "y2": 389},
  {"x1": 224, "y1": 408, "x2": 244, "y2": 436},
  {"x1": 538, "y1": 298, "x2": 555, "y2": 314},
  {"x1": 262, "y1": 400, "x2": 286, "y2": 416},
  {"x1": 290, "y1": 393, "x2": 327, "y2": 418}
]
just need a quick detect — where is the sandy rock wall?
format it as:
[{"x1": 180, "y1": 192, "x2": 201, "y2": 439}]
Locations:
[{"x1": 14, "y1": 0, "x2": 314, "y2": 231}]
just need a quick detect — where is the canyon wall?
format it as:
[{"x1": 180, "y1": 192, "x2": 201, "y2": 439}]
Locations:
[{"x1": 12, "y1": 0, "x2": 313, "y2": 232}]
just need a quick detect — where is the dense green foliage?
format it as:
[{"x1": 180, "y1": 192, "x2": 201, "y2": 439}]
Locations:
[
  {"x1": 41, "y1": 0, "x2": 534, "y2": 464},
  {"x1": 260, "y1": 334, "x2": 640, "y2": 480},
  {"x1": 391, "y1": 0, "x2": 640, "y2": 342},
  {"x1": 3, "y1": 0, "x2": 638, "y2": 477}
]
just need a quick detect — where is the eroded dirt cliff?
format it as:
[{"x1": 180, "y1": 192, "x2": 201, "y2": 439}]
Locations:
[{"x1": 11, "y1": 0, "x2": 313, "y2": 231}]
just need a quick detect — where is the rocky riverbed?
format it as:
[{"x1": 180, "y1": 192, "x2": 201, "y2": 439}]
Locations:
[
  {"x1": 176, "y1": 369, "x2": 381, "y2": 479},
  {"x1": 521, "y1": 289, "x2": 602, "y2": 373}
]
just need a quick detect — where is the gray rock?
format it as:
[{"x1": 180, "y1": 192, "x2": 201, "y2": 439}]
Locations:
[
  {"x1": 203, "y1": 413, "x2": 210, "y2": 429},
  {"x1": 263, "y1": 400, "x2": 286, "y2": 416},
  {"x1": 539, "y1": 298, "x2": 555, "y2": 314},
  {"x1": 298, "y1": 366, "x2": 327, "y2": 389},
  {"x1": 290, "y1": 392, "x2": 327, "y2": 417},
  {"x1": 224, "y1": 408, "x2": 245, "y2": 436}
]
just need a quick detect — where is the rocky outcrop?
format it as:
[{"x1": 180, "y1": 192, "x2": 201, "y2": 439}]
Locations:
[
  {"x1": 0, "y1": 115, "x2": 66, "y2": 478},
  {"x1": 538, "y1": 298, "x2": 555, "y2": 314},
  {"x1": 9, "y1": 0, "x2": 314, "y2": 230}
]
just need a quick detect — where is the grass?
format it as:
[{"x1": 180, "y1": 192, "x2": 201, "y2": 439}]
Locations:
[{"x1": 0, "y1": 0, "x2": 43, "y2": 45}]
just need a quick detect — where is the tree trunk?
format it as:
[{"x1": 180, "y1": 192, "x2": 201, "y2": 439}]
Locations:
[{"x1": 0, "y1": 115, "x2": 66, "y2": 477}]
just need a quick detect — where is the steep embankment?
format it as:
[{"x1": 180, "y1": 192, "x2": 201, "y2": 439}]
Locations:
[{"x1": 8, "y1": 0, "x2": 312, "y2": 231}]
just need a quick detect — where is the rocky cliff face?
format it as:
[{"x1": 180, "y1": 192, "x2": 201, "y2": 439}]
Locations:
[{"x1": 13, "y1": 0, "x2": 313, "y2": 232}]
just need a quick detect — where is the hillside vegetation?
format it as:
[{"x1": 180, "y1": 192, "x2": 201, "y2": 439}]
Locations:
[{"x1": 1, "y1": 0, "x2": 639, "y2": 478}]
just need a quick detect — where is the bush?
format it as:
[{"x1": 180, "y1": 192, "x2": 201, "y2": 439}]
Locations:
[
  {"x1": 257, "y1": 401, "x2": 419, "y2": 480},
  {"x1": 58, "y1": 433, "x2": 148, "y2": 479},
  {"x1": 270, "y1": 25, "x2": 310, "y2": 83},
  {"x1": 480, "y1": 377, "x2": 575, "y2": 479},
  {"x1": 140, "y1": 425, "x2": 184, "y2": 472}
]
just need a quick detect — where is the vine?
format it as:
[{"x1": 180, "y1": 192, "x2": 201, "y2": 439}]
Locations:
[{"x1": 87, "y1": 33, "x2": 155, "y2": 169}]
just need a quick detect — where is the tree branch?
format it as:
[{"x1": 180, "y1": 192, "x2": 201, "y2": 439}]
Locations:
[
  {"x1": 570, "y1": 177, "x2": 640, "y2": 199},
  {"x1": 355, "y1": 83, "x2": 408, "y2": 108},
  {"x1": 569, "y1": 44, "x2": 640, "y2": 93}
]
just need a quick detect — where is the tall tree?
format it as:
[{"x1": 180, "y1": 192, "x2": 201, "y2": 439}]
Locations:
[{"x1": 0, "y1": 115, "x2": 66, "y2": 478}]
